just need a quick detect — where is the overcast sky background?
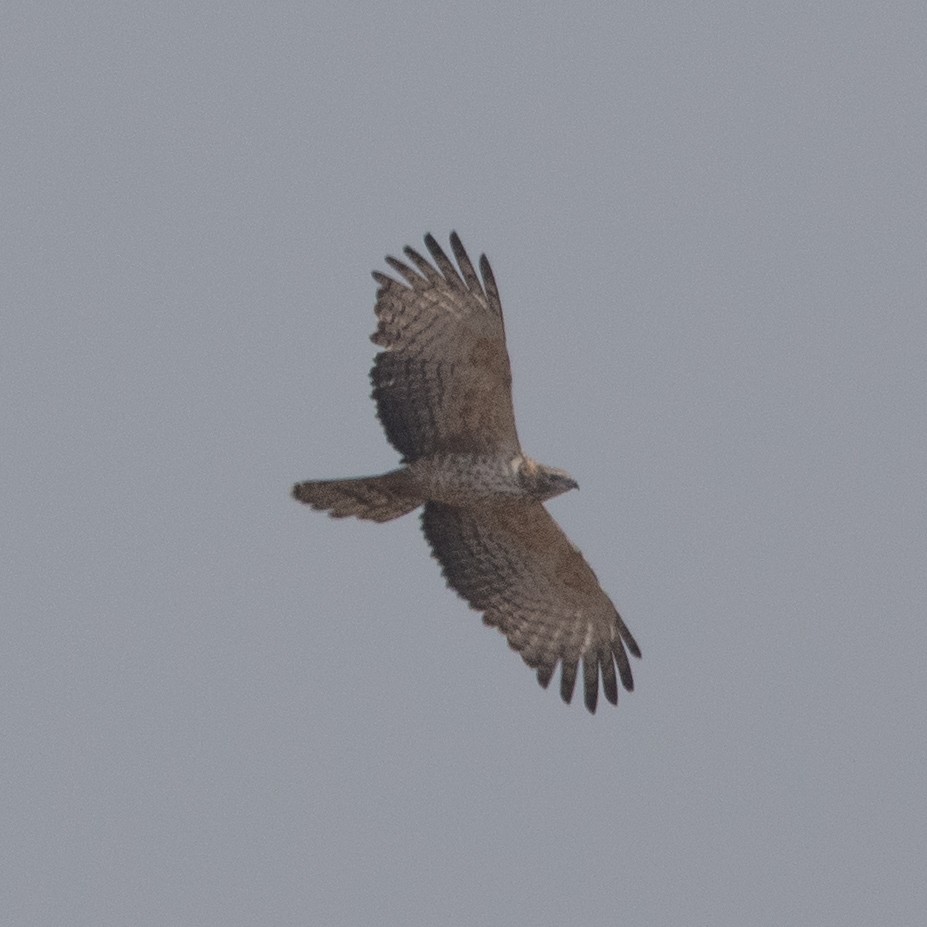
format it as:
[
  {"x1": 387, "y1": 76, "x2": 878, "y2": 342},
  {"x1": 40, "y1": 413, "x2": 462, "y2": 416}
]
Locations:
[{"x1": 4, "y1": 3, "x2": 926, "y2": 925}]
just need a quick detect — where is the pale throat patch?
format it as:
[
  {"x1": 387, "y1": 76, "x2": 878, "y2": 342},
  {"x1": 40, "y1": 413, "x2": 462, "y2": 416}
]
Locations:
[{"x1": 512, "y1": 455, "x2": 539, "y2": 477}]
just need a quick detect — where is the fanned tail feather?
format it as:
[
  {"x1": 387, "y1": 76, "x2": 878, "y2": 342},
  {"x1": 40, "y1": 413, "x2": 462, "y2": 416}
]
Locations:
[{"x1": 292, "y1": 469, "x2": 422, "y2": 523}]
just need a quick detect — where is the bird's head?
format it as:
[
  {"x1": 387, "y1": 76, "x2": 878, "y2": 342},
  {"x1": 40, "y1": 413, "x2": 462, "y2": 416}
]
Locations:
[{"x1": 520, "y1": 459, "x2": 579, "y2": 501}]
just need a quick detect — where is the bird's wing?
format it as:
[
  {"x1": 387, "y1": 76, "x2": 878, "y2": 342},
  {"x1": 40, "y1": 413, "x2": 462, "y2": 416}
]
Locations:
[
  {"x1": 370, "y1": 232, "x2": 521, "y2": 461},
  {"x1": 421, "y1": 501, "x2": 640, "y2": 713}
]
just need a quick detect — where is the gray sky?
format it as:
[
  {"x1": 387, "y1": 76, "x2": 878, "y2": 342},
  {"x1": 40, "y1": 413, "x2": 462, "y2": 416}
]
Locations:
[{"x1": 4, "y1": 3, "x2": 926, "y2": 925}]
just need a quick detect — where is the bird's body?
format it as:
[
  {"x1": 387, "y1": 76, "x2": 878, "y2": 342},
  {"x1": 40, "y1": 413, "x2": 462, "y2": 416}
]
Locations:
[
  {"x1": 412, "y1": 452, "x2": 579, "y2": 506},
  {"x1": 415, "y1": 453, "x2": 531, "y2": 504},
  {"x1": 293, "y1": 233, "x2": 640, "y2": 712}
]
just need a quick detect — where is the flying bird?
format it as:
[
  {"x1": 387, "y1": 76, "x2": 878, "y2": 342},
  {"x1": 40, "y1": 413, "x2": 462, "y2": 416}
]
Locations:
[{"x1": 293, "y1": 233, "x2": 640, "y2": 712}]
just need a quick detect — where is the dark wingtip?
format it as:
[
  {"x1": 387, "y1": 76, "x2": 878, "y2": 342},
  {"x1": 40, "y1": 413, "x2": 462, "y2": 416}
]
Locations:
[
  {"x1": 614, "y1": 642, "x2": 636, "y2": 693},
  {"x1": 536, "y1": 664, "x2": 554, "y2": 689},
  {"x1": 583, "y1": 658, "x2": 599, "y2": 714},
  {"x1": 478, "y1": 253, "x2": 494, "y2": 283},
  {"x1": 560, "y1": 661, "x2": 578, "y2": 705},
  {"x1": 621, "y1": 619, "x2": 642, "y2": 659},
  {"x1": 384, "y1": 254, "x2": 411, "y2": 275},
  {"x1": 602, "y1": 656, "x2": 619, "y2": 705}
]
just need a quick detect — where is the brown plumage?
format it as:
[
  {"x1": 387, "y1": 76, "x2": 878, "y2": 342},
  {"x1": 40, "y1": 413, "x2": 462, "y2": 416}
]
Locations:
[{"x1": 293, "y1": 233, "x2": 640, "y2": 713}]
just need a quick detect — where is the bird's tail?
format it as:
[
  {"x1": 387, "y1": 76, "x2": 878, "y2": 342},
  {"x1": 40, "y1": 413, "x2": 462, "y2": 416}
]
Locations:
[{"x1": 292, "y1": 468, "x2": 423, "y2": 523}]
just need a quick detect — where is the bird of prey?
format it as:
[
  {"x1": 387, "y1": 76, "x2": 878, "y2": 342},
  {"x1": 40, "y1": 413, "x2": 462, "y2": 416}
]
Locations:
[{"x1": 293, "y1": 233, "x2": 640, "y2": 712}]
